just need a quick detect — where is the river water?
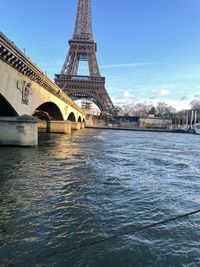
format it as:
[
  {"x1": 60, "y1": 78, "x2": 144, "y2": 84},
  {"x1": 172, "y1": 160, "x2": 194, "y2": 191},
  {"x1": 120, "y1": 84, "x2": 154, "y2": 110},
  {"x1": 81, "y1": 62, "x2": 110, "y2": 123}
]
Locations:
[{"x1": 0, "y1": 129, "x2": 200, "y2": 267}]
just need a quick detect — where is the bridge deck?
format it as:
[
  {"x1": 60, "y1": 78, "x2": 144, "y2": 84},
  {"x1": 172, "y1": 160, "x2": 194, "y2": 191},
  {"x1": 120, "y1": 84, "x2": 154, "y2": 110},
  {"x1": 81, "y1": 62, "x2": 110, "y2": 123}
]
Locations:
[{"x1": 0, "y1": 31, "x2": 84, "y2": 115}]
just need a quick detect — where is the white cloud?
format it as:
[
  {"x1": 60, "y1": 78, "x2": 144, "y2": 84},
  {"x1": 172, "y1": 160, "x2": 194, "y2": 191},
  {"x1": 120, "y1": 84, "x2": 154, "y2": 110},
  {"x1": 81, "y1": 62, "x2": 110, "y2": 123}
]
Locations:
[
  {"x1": 190, "y1": 99, "x2": 200, "y2": 107},
  {"x1": 158, "y1": 99, "x2": 190, "y2": 111},
  {"x1": 150, "y1": 88, "x2": 170, "y2": 98},
  {"x1": 113, "y1": 90, "x2": 136, "y2": 107},
  {"x1": 100, "y1": 62, "x2": 166, "y2": 69},
  {"x1": 142, "y1": 99, "x2": 190, "y2": 111},
  {"x1": 190, "y1": 94, "x2": 200, "y2": 108},
  {"x1": 113, "y1": 90, "x2": 191, "y2": 111},
  {"x1": 194, "y1": 94, "x2": 200, "y2": 99},
  {"x1": 180, "y1": 96, "x2": 189, "y2": 101}
]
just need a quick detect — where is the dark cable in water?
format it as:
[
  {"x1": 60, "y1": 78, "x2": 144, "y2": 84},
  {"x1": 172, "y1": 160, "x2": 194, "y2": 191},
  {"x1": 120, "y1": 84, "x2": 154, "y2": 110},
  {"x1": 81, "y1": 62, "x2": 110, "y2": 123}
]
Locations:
[
  {"x1": 7, "y1": 208, "x2": 200, "y2": 266},
  {"x1": 63, "y1": 208, "x2": 200, "y2": 252}
]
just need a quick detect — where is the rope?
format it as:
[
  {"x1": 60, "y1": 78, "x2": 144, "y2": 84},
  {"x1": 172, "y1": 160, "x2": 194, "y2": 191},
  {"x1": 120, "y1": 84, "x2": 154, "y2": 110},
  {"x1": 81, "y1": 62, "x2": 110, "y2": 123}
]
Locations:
[
  {"x1": 63, "y1": 208, "x2": 200, "y2": 252},
  {"x1": 3, "y1": 208, "x2": 200, "y2": 266}
]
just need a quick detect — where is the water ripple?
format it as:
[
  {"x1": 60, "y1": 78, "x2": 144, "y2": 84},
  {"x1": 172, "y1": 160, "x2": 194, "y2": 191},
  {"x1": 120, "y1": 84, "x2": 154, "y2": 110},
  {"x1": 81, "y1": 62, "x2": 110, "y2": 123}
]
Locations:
[{"x1": 0, "y1": 130, "x2": 200, "y2": 266}]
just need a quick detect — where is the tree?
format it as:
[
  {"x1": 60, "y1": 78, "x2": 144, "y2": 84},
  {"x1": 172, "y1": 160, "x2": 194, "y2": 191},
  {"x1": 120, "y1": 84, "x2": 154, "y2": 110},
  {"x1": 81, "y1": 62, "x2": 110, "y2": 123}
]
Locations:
[
  {"x1": 190, "y1": 100, "x2": 200, "y2": 110},
  {"x1": 156, "y1": 102, "x2": 176, "y2": 117},
  {"x1": 116, "y1": 101, "x2": 176, "y2": 118},
  {"x1": 131, "y1": 102, "x2": 153, "y2": 117},
  {"x1": 148, "y1": 106, "x2": 156, "y2": 115}
]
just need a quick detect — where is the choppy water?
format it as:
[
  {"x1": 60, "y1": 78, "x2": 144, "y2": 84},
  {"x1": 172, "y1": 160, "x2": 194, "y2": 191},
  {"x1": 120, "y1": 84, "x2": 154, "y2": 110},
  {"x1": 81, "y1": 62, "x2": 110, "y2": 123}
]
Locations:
[{"x1": 1, "y1": 129, "x2": 200, "y2": 267}]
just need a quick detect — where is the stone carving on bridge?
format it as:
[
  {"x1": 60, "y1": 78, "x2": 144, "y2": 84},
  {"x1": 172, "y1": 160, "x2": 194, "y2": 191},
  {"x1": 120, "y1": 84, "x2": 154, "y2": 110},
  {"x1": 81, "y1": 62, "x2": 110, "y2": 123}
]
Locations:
[{"x1": 17, "y1": 80, "x2": 32, "y2": 105}]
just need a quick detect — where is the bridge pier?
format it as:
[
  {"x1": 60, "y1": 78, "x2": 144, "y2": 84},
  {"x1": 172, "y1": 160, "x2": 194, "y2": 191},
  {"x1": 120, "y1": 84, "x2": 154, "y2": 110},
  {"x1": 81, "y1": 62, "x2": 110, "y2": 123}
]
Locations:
[
  {"x1": 38, "y1": 120, "x2": 48, "y2": 132},
  {"x1": 81, "y1": 122, "x2": 85, "y2": 129},
  {"x1": 0, "y1": 115, "x2": 38, "y2": 146},
  {"x1": 71, "y1": 122, "x2": 81, "y2": 131},
  {"x1": 47, "y1": 120, "x2": 71, "y2": 134}
]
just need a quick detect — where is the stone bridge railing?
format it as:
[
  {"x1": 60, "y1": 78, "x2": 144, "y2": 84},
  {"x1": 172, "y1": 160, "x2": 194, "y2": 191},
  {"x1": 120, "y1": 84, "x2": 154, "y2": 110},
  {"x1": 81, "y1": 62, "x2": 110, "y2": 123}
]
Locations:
[{"x1": 0, "y1": 31, "x2": 84, "y2": 115}]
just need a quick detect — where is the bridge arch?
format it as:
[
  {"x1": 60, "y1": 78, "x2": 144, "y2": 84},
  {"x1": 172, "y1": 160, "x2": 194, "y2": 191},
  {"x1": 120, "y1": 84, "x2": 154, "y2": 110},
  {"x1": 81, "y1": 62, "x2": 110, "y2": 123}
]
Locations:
[
  {"x1": 33, "y1": 110, "x2": 51, "y2": 121},
  {"x1": 33, "y1": 102, "x2": 63, "y2": 120},
  {"x1": 67, "y1": 112, "x2": 76, "y2": 122},
  {"x1": 0, "y1": 94, "x2": 18, "y2": 116},
  {"x1": 78, "y1": 116, "x2": 82, "y2": 122}
]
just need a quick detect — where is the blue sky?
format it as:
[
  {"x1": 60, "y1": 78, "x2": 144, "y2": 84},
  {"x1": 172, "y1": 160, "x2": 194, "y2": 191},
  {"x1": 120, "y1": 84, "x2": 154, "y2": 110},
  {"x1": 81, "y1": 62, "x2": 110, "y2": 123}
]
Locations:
[{"x1": 1, "y1": 0, "x2": 200, "y2": 110}]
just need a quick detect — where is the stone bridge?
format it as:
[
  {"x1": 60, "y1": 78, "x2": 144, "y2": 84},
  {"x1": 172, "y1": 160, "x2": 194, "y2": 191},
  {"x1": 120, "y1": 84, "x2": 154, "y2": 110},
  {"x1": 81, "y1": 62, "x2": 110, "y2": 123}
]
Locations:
[{"x1": 0, "y1": 32, "x2": 85, "y2": 146}]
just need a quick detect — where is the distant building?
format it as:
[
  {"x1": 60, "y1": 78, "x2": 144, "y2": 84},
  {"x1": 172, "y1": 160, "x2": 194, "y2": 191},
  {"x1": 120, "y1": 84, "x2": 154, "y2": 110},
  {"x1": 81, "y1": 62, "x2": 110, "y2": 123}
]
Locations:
[
  {"x1": 81, "y1": 101, "x2": 93, "y2": 110},
  {"x1": 75, "y1": 99, "x2": 101, "y2": 115},
  {"x1": 139, "y1": 116, "x2": 172, "y2": 129},
  {"x1": 117, "y1": 116, "x2": 139, "y2": 127},
  {"x1": 175, "y1": 109, "x2": 200, "y2": 125}
]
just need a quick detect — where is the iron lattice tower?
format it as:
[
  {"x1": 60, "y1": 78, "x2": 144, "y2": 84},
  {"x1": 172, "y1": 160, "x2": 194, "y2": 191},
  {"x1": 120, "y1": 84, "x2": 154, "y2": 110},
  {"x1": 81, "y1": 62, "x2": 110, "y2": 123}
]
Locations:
[{"x1": 55, "y1": 0, "x2": 116, "y2": 114}]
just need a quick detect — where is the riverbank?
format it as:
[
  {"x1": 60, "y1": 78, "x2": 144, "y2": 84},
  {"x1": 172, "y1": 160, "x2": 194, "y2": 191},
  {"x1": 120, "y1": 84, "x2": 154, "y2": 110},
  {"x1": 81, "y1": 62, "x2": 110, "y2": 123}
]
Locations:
[{"x1": 86, "y1": 126, "x2": 187, "y2": 133}]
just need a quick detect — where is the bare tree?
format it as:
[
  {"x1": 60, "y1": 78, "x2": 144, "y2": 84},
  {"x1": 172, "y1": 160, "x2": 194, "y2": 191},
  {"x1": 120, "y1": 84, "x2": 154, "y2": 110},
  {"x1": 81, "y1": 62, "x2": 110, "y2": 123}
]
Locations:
[
  {"x1": 156, "y1": 102, "x2": 176, "y2": 117},
  {"x1": 131, "y1": 102, "x2": 153, "y2": 117},
  {"x1": 190, "y1": 100, "x2": 200, "y2": 110},
  {"x1": 117, "y1": 101, "x2": 176, "y2": 117}
]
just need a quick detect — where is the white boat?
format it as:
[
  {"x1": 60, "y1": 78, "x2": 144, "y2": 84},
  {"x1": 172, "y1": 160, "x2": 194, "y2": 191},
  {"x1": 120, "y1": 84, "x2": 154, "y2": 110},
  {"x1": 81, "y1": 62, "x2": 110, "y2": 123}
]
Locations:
[
  {"x1": 194, "y1": 123, "x2": 200, "y2": 135},
  {"x1": 180, "y1": 124, "x2": 188, "y2": 132},
  {"x1": 192, "y1": 110, "x2": 200, "y2": 134}
]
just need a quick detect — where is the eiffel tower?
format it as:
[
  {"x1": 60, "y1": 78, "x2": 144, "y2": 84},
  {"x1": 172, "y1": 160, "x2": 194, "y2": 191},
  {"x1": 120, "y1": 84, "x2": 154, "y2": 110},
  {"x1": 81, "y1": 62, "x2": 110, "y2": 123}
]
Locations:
[{"x1": 55, "y1": 0, "x2": 116, "y2": 115}]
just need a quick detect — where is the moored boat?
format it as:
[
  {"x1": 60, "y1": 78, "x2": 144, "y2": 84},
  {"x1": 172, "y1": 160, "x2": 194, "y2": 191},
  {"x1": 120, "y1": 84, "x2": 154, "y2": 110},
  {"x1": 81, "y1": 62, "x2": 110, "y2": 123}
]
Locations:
[{"x1": 194, "y1": 123, "x2": 200, "y2": 135}]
